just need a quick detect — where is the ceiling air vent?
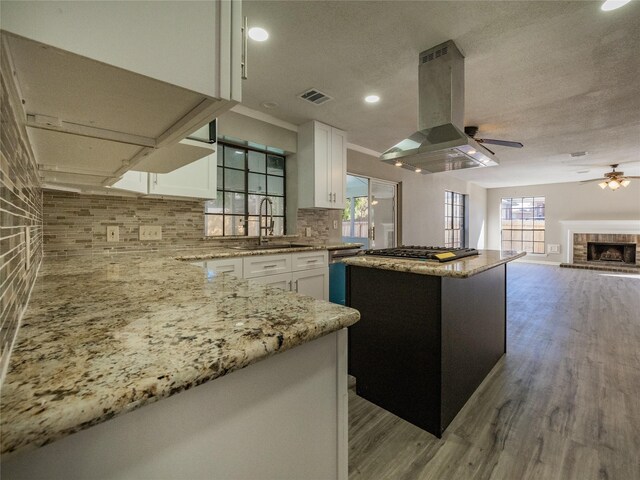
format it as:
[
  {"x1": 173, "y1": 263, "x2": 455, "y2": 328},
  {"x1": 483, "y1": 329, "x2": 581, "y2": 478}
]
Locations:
[
  {"x1": 421, "y1": 45, "x2": 449, "y2": 64},
  {"x1": 299, "y1": 88, "x2": 333, "y2": 105}
]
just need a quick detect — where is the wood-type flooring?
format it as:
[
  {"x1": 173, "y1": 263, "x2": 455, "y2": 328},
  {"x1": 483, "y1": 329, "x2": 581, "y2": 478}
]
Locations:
[{"x1": 348, "y1": 263, "x2": 640, "y2": 480}]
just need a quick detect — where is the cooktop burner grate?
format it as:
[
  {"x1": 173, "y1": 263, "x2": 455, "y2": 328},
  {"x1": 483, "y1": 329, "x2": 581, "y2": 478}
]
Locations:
[{"x1": 361, "y1": 246, "x2": 480, "y2": 262}]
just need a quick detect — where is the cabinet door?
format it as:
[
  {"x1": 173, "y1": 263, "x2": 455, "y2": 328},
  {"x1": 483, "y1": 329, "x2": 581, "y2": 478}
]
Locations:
[
  {"x1": 243, "y1": 254, "x2": 291, "y2": 279},
  {"x1": 291, "y1": 251, "x2": 328, "y2": 272},
  {"x1": 292, "y1": 268, "x2": 329, "y2": 301},
  {"x1": 1, "y1": 1, "x2": 237, "y2": 99},
  {"x1": 149, "y1": 153, "x2": 217, "y2": 199},
  {"x1": 330, "y1": 128, "x2": 347, "y2": 209},
  {"x1": 248, "y1": 273, "x2": 292, "y2": 292},
  {"x1": 206, "y1": 258, "x2": 243, "y2": 277},
  {"x1": 111, "y1": 171, "x2": 149, "y2": 194},
  {"x1": 314, "y1": 122, "x2": 333, "y2": 208}
]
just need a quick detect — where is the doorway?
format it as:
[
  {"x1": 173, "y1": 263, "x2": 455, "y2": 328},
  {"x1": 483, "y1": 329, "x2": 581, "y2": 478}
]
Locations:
[{"x1": 342, "y1": 174, "x2": 398, "y2": 249}]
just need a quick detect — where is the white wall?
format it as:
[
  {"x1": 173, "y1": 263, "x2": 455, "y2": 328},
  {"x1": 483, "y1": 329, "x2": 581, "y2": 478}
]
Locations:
[
  {"x1": 486, "y1": 181, "x2": 640, "y2": 263},
  {"x1": 347, "y1": 149, "x2": 488, "y2": 248}
]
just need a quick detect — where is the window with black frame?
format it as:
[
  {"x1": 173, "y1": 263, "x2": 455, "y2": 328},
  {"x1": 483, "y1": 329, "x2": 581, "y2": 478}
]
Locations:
[
  {"x1": 205, "y1": 143, "x2": 286, "y2": 236},
  {"x1": 444, "y1": 191, "x2": 465, "y2": 248}
]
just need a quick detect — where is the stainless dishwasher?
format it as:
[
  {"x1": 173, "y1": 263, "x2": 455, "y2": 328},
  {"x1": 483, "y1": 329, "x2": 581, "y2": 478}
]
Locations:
[{"x1": 328, "y1": 248, "x2": 362, "y2": 305}]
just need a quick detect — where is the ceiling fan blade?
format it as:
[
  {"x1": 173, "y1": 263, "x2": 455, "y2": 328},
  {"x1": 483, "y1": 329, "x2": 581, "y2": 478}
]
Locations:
[
  {"x1": 478, "y1": 138, "x2": 524, "y2": 148},
  {"x1": 580, "y1": 178, "x2": 606, "y2": 184}
]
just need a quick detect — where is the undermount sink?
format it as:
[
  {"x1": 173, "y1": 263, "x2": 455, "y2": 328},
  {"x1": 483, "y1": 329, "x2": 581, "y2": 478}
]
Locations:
[{"x1": 231, "y1": 243, "x2": 312, "y2": 251}]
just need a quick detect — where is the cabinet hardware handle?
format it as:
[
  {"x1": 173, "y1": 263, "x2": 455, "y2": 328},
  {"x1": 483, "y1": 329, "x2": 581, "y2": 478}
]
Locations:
[
  {"x1": 329, "y1": 192, "x2": 333, "y2": 202},
  {"x1": 263, "y1": 264, "x2": 277, "y2": 268},
  {"x1": 288, "y1": 280, "x2": 292, "y2": 290},
  {"x1": 241, "y1": 17, "x2": 248, "y2": 79},
  {"x1": 333, "y1": 193, "x2": 336, "y2": 202},
  {"x1": 153, "y1": 174, "x2": 158, "y2": 185},
  {"x1": 294, "y1": 279, "x2": 299, "y2": 292},
  {"x1": 306, "y1": 259, "x2": 318, "y2": 263}
]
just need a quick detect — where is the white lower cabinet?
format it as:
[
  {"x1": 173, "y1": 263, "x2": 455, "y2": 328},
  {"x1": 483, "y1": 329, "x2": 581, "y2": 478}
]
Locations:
[
  {"x1": 243, "y1": 251, "x2": 328, "y2": 301},
  {"x1": 292, "y1": 268, "x2": 329, "y2": 301}
]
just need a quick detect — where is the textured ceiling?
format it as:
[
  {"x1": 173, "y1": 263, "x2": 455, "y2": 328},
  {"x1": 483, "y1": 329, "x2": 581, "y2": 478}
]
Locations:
[{"x1": 242, "y1": 0, "x2": 640, "y2": 188}]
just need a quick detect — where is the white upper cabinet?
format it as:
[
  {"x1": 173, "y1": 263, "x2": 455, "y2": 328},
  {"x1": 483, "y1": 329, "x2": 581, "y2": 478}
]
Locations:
[
  {"x1": 149, "y1": 153, "x2": 217, "y2": 199},
  {"x1": 297, "y1": 121, "x2": 347, "y2": 209},
  {"x1": 0, "y1": 0, "x2": 242, "y2": 188},
  {"x1": 1, "y1": 1, "x2": 241, "y2": 101},
  {"x1": 112, "y1": 152, "x2": 217, "y2": 200}
]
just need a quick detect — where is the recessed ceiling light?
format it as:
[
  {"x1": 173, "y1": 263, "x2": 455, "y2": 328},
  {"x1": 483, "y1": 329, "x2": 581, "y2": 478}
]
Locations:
[
  {"x1": 394, "y1": 161, "x2": 402, "y2": 167},
  {"x1": 570, "y1": 151, "x2": 588, "y2": 157},
  {"x1": 601, "y1": 0, "x2": 632, "y2": 11},
  {"x1": 468, "y1": 149, "x2": 477, "y2": 155},
  {"x1": 248, "y1": 27, "x2": 269, "y2": 41},
  {"x1": 415, "y1": 168, "x2": 422, "y2": 173},
  {"x1": 261, "y1": 101, "x2": 278, "y2": 109},
  {"x1": 365, "y1": 95, "x2": 380, "y2": 104}
]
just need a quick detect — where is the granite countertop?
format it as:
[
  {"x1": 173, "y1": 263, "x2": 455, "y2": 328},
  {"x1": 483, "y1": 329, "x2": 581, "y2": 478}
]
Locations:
[
  {"x1": 0, "y1": 253, "x2": 360, "y2": 458},
  {"x1": 175, "y1": 242, "x2": 363, "y2": 261},
  {"x1": 343, "y1": 250, "x2": 526, "y2": 278}
]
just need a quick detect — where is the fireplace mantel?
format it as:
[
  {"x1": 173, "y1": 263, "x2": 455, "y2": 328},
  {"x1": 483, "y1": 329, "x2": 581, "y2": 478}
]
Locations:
[{"x1": 559, "y1": 220, "x2": 640, "y2": 263}]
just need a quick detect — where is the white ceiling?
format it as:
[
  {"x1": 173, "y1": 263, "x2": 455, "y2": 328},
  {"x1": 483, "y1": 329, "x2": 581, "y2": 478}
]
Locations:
[{"x1": 242, "y1": 0, "x2": 640, "y2": 188}]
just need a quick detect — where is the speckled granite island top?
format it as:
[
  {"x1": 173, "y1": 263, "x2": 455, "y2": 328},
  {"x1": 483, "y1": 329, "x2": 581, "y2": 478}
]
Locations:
[
  {"x1": 343, "y1": 250, "x2": 526, "y2": 278},
  {"x1": 174, "y1": 242, "x2": 363, "y2": 261},
  {"x1": 0, "y1": 253, "x2": 360, "y2": 458}
]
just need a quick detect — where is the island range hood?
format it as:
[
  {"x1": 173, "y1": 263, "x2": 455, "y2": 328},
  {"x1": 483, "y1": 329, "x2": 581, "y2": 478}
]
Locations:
[{"x1": 381, "y1": 40, "x2": 499, "y2": 173}]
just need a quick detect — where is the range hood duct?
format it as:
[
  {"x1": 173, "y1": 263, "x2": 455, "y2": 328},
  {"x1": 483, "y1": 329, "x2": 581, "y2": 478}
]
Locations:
[{"x1": 381, "y1": 40, "x2": 499, "y2": 173}]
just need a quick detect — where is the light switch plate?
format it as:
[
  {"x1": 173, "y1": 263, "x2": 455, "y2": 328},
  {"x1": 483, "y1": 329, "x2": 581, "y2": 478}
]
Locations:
[
  {"x1": 304, "y1": 227, "x2": 312, "y2": 237},
  {"x1": 106, "y1": 225, "x2": 119, "y2": 242},
  {"x1": 333, "y1": 220, "x2": 338, "y2": 230},
  {"x1": 547, "y1": 244, "x2": 560, "y2": 254},
  {"x1": 139, "y1": 225, "x2": 162, "y2": 241}
]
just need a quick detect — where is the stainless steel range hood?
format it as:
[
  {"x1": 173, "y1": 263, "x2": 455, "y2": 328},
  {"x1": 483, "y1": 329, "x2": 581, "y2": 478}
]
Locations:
[{"x1": 381, "y1": 40, "x2": 498, "y2": 173}]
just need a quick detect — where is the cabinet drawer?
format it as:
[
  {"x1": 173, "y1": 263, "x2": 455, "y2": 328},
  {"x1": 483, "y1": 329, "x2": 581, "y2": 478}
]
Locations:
[
  {"x1": 247, "y1": 272, "x2": 292, "y2": 292},
  {"x1": 291, "y1": 251, "x2": 328, "y2": 272},
  {"x1": 206, "y1": 257, "x2": 243, "y2": 277},
  {"x1": 243, "y1": 254, "x2": 291, "y2": 279}
]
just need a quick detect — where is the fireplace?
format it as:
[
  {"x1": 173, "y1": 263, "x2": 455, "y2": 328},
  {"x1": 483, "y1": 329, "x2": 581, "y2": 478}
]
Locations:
[{"x1": 587, "y1": 242, "x2": 636, "y2": 264}]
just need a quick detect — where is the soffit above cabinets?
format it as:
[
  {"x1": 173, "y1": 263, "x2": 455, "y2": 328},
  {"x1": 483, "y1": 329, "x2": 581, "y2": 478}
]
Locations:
[{"x1": 2, "y1": 31, "x2": 234, "y2": 186}]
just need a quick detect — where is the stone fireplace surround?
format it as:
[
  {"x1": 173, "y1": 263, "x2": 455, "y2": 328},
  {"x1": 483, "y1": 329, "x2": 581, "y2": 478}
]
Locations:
[{"x1": 560, "y1": 220, "x2": 640, "y2": 271}]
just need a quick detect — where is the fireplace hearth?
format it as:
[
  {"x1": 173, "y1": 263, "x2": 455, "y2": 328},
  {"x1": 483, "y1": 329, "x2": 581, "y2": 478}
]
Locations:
[{"x1": 587, "y1": 242, "x2": 636, "y2": 264}]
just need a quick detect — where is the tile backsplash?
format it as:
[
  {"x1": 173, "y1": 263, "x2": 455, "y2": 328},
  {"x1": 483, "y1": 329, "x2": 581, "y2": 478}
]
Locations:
[
  {"x1": 43, "y1": 191, "x2": 341, "y2": 256},
  {"x1": 1, "y1": 65, "x2": 43, "y2": 382}
]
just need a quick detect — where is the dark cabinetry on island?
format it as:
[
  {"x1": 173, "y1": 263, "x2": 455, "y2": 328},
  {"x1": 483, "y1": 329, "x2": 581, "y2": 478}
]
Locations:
[{"x1": 345, "y1": 250, "x2": 523, "y2": 437}]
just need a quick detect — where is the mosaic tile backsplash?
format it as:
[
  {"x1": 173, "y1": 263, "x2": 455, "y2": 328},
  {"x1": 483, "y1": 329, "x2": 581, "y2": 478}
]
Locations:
[
  {"x1": 43, "y1": 192, "x2": 339, "y2": 256},
  {"x1": 1, "y1": 65, "x2": 43, "y2": 382}
]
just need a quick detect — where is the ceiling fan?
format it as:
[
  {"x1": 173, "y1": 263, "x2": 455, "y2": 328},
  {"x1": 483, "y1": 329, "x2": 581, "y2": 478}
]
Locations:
[
  {"x1": 464, "y1": 126, "x2": 524, "y2": 155},
  {"x1": 580, "y1": 164, "x2": 640, "y2": 190}
]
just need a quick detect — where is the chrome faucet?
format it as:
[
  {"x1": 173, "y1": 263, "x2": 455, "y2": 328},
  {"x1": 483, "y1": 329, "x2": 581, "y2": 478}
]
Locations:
[{"x1": 258, "y1": 197, "x2": 274, "y2": 245}]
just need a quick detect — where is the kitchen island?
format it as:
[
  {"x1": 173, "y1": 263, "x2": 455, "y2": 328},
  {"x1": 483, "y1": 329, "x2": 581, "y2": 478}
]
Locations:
[
  {"x1": 1, "y1": 251, "x2": 359, "y2": 479},
  {"x1": 344, "y1": 249, "x2": 524, "y2": 437}
]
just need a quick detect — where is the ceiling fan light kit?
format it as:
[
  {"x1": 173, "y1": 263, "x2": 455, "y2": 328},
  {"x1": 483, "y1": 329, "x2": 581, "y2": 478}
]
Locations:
[{"x1": 585, "y1": 164, "x2": 638, "y2": 191}]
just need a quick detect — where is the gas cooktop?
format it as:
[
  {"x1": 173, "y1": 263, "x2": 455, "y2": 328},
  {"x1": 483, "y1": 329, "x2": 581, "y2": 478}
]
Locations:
[{"x1": 361, "y1": 246, "x2": 480, "y2": 262}]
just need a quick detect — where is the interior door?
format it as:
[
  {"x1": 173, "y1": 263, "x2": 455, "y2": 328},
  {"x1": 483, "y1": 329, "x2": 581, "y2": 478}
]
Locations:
[
  {"x1": 341, "y1": 175, "x2": 370, "y2": 248},
  {"x1": 369, "y1": 180, "x2": 397, "y2": 249}
]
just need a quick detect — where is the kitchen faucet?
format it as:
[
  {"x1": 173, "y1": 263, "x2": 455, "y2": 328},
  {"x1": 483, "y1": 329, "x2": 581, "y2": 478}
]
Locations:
[{"x1": 258, "y1": 197, "x2": 274, "y2": 245}]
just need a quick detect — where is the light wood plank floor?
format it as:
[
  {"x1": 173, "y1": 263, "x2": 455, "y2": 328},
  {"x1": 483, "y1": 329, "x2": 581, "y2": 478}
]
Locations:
[{"x1": 348, "y1": 263, "x2": 640, "y2": 480}]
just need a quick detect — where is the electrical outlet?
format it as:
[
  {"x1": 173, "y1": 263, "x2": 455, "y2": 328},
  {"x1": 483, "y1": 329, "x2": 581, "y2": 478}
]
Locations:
[
  {"x1": 305, "y1": 227, "x2": 312, "y2": 237},
  {"x1": 139, "y1": 225, "x2": 162, "y2": 241},
  {"x1": 333, "y1": 220, "x2": 338, "y2": 230},
  {"x1": 106, "y1": 225, "x2": 119, "y2": 242}
]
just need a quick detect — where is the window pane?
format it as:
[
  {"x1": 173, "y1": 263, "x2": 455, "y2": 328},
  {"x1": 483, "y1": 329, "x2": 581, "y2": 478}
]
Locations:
[
  {"x1": 267, "y1": 155, "x2": 285, "y2": 176},
  {"x1": 512, "y1": 230, "x2": 522, "y2": 242},
  {"x1": 217, "y1": 167, "x2": 223, "y2": 190},
  {"x1": 273, "y1": 217, "x2": 284, "y2": 236},
  {"x1": 268, "y1": 175, "x2": 284, "y2": 195},
  {"x1": 225, "y1": 168, "x2": 245, "y2": 191},
  {"x1": 523, "y1": 241, "x2": 534, "y2": 252},
  {"x1": 534, "y1": 242, "x2": 545, "y2": 254},
  {"x1": 248, "y1": 151, "x2": 266, "y2": 173},
  {"x1": 248, "y1": 173, "x2": 267, "y2": 194},
  {"x1": 270, "y1": 196, "x2": 285, "y2": 216},
  {"x1": 205, "y1": 192, "x2": 224, "y2": 214},
  {"x1": 248, "y1": 195, "x2": 263, "y2": 215},
  {"x1": 247, "y1": 195, "x2": 283, "y2": 215},
  {"x1": 224, "y1": 192, "x2": 245, "y2": 214},
  {"x1": 523, "y1": 230, "x2": 533, "y2": 241},
  {"x1": 501, "y1": 240, "x2": 511, "y2": 251},
  {"x1": 247, "y1": 216, "x2": 260, "y2": 237},
  {"x1": 205, "y1": 215, "x2": 223, "y2": 236},
  {"x1": 224, "y1": 146, "x2": 245, "y2": 169},
  {"x1": 224, "y1": 215, "x2": 245, "y2": 236},
  {"x1": 534, "y1": 230, "x2": 544, "y2": 242},
  {"x1": 217, "y1": 149, "x2": 223, "y2": 166}
]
